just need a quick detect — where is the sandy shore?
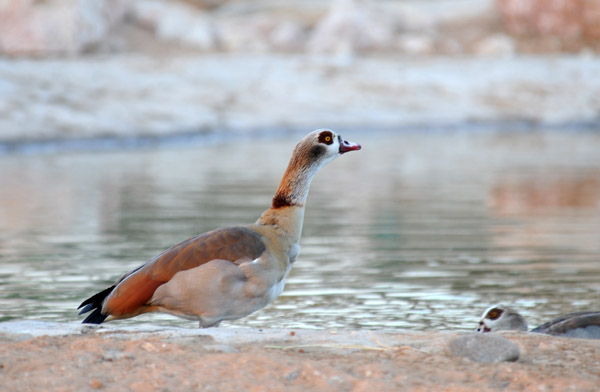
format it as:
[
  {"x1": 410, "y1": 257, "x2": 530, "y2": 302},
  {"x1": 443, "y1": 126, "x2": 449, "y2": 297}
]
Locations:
[{"x1": 1, "y1": 320, "x2": 599, "y2": 391}]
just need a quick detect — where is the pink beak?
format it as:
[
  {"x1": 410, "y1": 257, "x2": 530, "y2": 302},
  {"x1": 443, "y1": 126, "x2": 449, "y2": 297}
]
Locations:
[{"x1": 339, "y1": 138, "x2": 361, "y2": 154}]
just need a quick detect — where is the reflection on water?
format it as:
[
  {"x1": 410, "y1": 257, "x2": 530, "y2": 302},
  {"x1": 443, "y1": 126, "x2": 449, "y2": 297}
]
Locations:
[{"x1": 1, "y1": 131, "x2": 599, "y2": 331}]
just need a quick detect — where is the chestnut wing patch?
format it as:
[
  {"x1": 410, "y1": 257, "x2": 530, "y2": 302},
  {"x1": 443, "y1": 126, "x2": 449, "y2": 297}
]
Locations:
[{"x1": 104, "y1": 227, "x2": 265, "y2": 316}]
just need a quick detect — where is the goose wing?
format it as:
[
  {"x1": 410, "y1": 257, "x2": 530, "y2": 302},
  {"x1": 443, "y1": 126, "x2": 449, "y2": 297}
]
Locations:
[
  {"x1": 79, "y1": 226, "x2": 265, "y2": 321},
  {"x1": 532, "y1": 311, "x2": 600, "y2": 338}
]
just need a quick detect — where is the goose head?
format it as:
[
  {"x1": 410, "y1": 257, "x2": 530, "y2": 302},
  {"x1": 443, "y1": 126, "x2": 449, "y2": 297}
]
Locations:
[
  {"x1": 292, "y1": 128, "x2": 361, "y2": 168},
  {"x1": 272, "y1": 129, "x2": 360, "y2": 209},
  {"x1": 477, "y1": 304, "x2": 528, "y2": 333}
]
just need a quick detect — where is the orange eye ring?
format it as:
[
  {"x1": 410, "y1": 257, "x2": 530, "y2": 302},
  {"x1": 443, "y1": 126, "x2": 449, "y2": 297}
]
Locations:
[
  {"x1": 487, "y1": 309, "x2": 502, "y2": 320},
  {"x1": 318, "y1": 131, "x2": 334, "y2": 145}
]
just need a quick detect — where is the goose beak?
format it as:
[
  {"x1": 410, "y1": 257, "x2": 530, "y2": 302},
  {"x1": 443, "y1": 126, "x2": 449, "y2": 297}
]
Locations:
[
  {"x1": 339, "y1": 138, "x2": 361, "y2": 154},
  {"x1": 477, "y1": 321, "x2": 491, "y2": 333}
]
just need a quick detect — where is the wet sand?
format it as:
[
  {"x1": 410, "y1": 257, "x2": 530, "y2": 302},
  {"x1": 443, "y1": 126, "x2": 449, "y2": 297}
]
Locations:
[{"x1": 1, "y1": 321, "x2": 599, "y2": 391}]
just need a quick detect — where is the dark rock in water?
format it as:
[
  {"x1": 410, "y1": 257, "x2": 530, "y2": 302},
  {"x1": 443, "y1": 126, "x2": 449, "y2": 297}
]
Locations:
[{"x1": 448, "y1": 333, "x2": 520, "y2": 363}]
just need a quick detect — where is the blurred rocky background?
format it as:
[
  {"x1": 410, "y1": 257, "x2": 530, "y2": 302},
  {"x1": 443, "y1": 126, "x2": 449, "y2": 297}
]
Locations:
[
  {"x1": 2, "y1": 0, "x2": 600, "y2": 56},
  {"x1": 0, "y1": 0, "x2": 599, "y2": 148}
]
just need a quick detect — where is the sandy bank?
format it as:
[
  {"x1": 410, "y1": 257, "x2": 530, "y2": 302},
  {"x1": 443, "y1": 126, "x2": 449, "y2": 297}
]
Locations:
[{"x1": 1, "y1": 320, "x2": 599, "y2": 391}]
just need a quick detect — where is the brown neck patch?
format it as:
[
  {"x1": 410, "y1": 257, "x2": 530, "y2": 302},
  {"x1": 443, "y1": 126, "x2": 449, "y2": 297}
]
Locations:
[{"x1": 272, "y1": 193, "x2": 294, "y2": 208}]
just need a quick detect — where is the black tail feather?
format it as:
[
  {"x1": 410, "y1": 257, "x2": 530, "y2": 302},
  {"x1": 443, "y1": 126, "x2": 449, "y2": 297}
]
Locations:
[
  {"x1": 78, "y1": 303, "x2": 94, "y2": 315},
  {"x1": 82, "y1": 308, "x2": 109, "y2": 324},
  {"x1": 78, "y1": 285, "x2": 115, "y2": 324}
]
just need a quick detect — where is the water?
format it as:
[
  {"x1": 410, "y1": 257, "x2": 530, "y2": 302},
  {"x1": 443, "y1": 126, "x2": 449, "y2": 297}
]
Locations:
[{"x1": 1, "y1": 130, "x2": 599, "y2": 331}]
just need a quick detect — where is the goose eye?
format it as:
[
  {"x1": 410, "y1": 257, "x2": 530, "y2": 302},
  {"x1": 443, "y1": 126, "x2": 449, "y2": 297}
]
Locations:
[
  {"x1": 487, "y1": 309, "x2": 502, "y2": 320},
  {"x1": 318, "y1": 131, "x2": 334, "y2": 145}
]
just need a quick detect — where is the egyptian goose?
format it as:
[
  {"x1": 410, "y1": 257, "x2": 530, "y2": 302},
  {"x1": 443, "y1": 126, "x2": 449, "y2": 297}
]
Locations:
[
  {"x1": 78, "y1": 129, "x2": 361, "y2": 327},
  {"x1": 477, "y1": 304, "x2": 600, "y2": 339}
]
